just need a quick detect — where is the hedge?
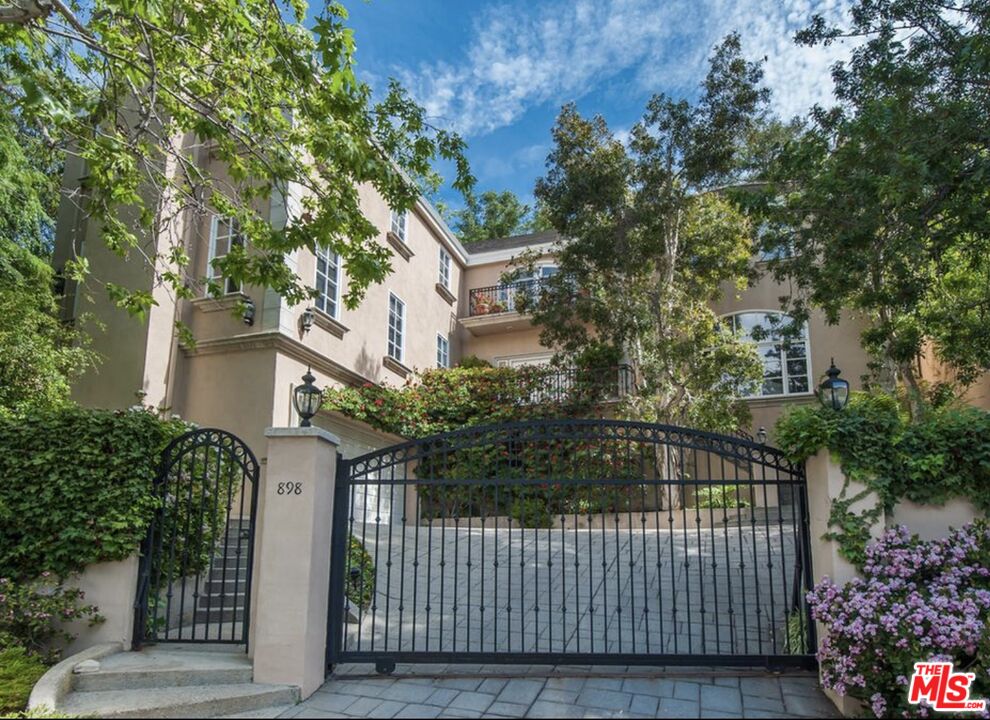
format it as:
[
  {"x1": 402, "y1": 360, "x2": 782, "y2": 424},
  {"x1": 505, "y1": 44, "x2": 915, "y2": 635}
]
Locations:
[{"x1": 0, "y1": 407, "x2": 190, "y2": 581}]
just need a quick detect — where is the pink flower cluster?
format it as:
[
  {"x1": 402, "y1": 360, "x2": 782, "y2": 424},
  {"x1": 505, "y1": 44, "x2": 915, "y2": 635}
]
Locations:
[{"x1": 808, "y1": 522, "x2": 990, "y2": 718}]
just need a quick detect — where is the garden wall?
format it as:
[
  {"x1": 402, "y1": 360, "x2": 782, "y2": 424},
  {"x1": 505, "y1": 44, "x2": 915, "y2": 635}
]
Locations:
[{"x1": 60, "y1": 555, "x2": 139, "y2": 656}]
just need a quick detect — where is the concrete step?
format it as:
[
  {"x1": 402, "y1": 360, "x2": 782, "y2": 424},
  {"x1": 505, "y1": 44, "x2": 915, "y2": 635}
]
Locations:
[
  {"x1": 74, "y1": 649, "x2": 253, "y2": 692},
  {"x1": 218, "y1": 705, "x2": 295, "y2": 719},
  {"x1": 61, "y1": 683, "x2": 299, "y2": 718},
  {"x1": 194, "y1": 609, "x2": 247, "y2": 623},
  {"x1": 198, "y1": 590, "x2": 246, "y2": 601}
]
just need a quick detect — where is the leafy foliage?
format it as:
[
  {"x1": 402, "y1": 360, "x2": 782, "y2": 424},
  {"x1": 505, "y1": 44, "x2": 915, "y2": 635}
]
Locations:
[
  {"x1": 0, "y1": 577, "x2": 102, "y2": 663},
  {"x1": 776, "y1": 391, "x2": 990, "y2": 564},
  {"x1": 0, "y1": 237, "x2": 96, "y2": 417},
  {"x1": 756, "y1": 0, "x2": 990, "y2": 412},
  {"x1": 0, "y1": 0, "x2": 473, "y2": 320},
  {"x1": 695, "y1": 485, "x2": 750, "y2": 510},
  {"x1": 0, "y1": 107, "x2": 59, "y2": 256},
  {"x1": 0, "y1": 647, "x2": 48, "y2": 715},
  {"x1": 520, "y1": 34, "x2": 768, "y2": 432},
  {"x1": 451, "y1": 190, "x2": 550, "y2": 244},
  {"x1": 809, "y1": 522, "x2": 990, "y2": 718},
  {"x1": 344, "y1": 535, "x2": 375, "y2": 612},
  {"x1": 0, "y1": 407, "x2": 189, "y2": 580},
  {"x1": 324, "y1": 365, "x2": 616, "y2": 438},
  {"x1": 325, "y1": 366, "x2": 678, "y2": 524}
]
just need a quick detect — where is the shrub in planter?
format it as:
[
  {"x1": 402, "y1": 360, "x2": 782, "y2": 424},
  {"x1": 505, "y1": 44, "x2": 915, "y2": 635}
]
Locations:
[
  {"x1": 0, "y1": 576, "x2": 103, "y2": 663},
  {"x1": 808, "y1": 522, "x2": 990, "y2": 718}
]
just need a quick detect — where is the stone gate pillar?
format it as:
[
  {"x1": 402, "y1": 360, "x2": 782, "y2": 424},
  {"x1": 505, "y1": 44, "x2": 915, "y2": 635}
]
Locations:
[{"x1": 252, "y1": 427, "x2": 339, "y2": 698}]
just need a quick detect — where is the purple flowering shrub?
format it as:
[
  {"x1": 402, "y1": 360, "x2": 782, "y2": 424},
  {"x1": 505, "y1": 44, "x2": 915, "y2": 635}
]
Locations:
[
  {"x1": 0, "y1": 575, "x2": 103, "y2": 663},
  {"x1": 809, "y1": 521, "x2": 990, "y2": 718}
]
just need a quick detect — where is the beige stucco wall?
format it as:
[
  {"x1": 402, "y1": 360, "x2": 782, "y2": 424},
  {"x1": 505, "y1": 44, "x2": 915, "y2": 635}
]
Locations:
[
  {"x1": 285, "y1": 193, "x2": 462, "y2": 384},
  {"x1": 714, "y1": 269, "x2": 873, "y2": 440},
  {"x1": 52, "y1": 153, "x2": 182, "y2": 411},
  {"x1": 60, "y1": 555, "x2": 139, "y2": 656}
]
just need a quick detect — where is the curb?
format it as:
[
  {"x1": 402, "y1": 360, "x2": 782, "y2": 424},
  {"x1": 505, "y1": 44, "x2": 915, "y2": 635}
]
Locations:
[{"x1": 28, "y1": 641, "x2": 123, "y2": 712}]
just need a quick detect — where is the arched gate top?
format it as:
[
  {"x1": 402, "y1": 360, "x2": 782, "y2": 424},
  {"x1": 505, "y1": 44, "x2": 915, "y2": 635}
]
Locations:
[
  {"x1": 346, "y1": 418, "x2": 801, "y2": 479},
  {"x1": 157, "y1": 427, "x2": 260, "y2": 481}
]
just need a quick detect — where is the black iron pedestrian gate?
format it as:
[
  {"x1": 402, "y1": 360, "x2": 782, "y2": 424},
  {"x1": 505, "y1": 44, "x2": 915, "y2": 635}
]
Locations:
[
  {"x1": 134, "y1": 428, "x2": 259, "y2": 648},
  {"x1": 327, "y1": 419, "x2": 816, "y2": 672}
]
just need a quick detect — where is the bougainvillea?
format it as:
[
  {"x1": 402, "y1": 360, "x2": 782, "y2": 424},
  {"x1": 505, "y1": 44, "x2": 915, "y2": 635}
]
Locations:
[{"x1": 809, "y1": 522, "x2": 990, "y2": 718}]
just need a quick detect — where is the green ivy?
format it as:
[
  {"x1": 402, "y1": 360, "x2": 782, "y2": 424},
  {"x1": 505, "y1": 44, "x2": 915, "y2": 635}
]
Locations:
[
  {"x1": 775, "y1": 391, "x2": 990, "y2": 565},
  {"x1": 0, "y1": 407, "x2": 190, "y2": 581}
]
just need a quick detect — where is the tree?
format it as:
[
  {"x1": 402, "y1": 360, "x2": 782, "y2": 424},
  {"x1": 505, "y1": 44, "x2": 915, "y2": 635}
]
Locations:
[
  {"x1": 451, "y1": 189, "x2": 549, "y2": 244},
  {"x1": 524, "y1": 34, "x2": 767, "y2": 436},
  {"x1": 0, "y1": 236, "x2": 95, "y2": 416},
  {"x1": 0, "y1": 105, "x2": 59, "y2": 256},
  {"x1": 757, "y1": 0, "x2": 990, "y2": 414},
  {"x1": 0, "y1": 0, "x2": 473, "y2": 320}
]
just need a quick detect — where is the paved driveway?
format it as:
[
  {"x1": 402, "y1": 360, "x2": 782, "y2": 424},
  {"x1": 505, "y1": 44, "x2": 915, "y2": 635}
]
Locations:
[
  {"x1": 341, "y1": 512, "x2": 807, "y2": 659},
  {"x1": 282, "y1": 663, "x2": 839, "y2": 719}
]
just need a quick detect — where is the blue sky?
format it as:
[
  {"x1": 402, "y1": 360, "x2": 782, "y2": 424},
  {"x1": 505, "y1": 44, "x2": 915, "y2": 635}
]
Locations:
[{"x1": 342, "y1": 0, "x2": 853, "y2": 212}]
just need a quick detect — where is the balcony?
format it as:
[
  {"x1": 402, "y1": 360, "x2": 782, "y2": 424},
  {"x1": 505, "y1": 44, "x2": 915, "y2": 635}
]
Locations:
[
  {"x1": 462, "y1": 280, "x2": 544, "y2": 335},
  {"x1": 507, "y1": 364, "x2": 637, "y2": 406}
]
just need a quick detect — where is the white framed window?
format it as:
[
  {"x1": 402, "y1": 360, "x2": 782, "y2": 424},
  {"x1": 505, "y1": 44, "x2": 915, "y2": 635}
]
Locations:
[
  {"x1": 390, "y1": 209, "x2": 407, "y2": 244},
  {"x1": 436, "y1": 333, "x2": 450, "y2": 369},
  {"x1": 314, "y1": 245, "x2": 340, "y2": 318},
  {"x1": 438, "y1": 246, "x2": 452, "y2": 290},
  {"x1": 724, "y1": 311, "x2": 811, "y2": 397},
  {"x1": 207, "y1": 216, "x2": 244, "y2": 295},
  {"x1": 387, "y1": 293, "x2": 405, "y2": 362}
]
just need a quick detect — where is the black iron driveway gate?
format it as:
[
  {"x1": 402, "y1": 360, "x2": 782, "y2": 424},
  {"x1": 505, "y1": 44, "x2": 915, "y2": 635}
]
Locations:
[{"x1": 327, "y1": 419, "x2": 816, "y2": 672}]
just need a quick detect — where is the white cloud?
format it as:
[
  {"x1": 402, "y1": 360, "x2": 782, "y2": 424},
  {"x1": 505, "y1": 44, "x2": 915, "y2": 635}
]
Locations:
[{"x1": 400, "y1": 0, "x2": 853, "y2": 137}]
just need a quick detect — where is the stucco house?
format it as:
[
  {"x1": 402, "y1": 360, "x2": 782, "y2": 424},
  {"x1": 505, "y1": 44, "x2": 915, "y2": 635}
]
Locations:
[{"x1": 51, "y1": 153, "x2": 989, "y2": 459}]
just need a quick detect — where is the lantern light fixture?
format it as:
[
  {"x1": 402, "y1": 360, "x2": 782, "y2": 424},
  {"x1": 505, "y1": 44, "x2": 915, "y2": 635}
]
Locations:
[
  {"x1": 300, "y1": 306, "x2": 316, "y2": 335},
  {"x1": 818, "y1": 358, "x2": 850, "y2": 411},
  {"x1": 293, "y1": 367, "x2": 322, "y2": 427}
]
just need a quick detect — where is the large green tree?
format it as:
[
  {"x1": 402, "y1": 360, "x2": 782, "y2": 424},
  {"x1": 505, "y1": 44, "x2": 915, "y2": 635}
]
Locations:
[
  {"x1": 0, "y1": 0, "x2": 473, "y2": 320},
  {"x1": 451, "y1": 189, "x2": 550, "y2": 244},
  {"x1": 523, "y1": 34, "x2": 767, "y2": 433},
  {"x1": 0, "y1": 236, "x2": 95, "y2": 415},
  {"x1": 757, "y1": 0, "x2": 990, "y2": 412}
]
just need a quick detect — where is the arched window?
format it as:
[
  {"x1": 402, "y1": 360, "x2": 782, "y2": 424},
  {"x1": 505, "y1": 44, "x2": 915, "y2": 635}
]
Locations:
[{"x1": 724, "y1": 311, "x2": 811, "y2": 397}]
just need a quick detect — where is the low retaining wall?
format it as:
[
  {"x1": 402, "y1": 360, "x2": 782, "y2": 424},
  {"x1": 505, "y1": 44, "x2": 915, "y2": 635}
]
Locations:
[{"x1": 59, "y1": 554, "x2": 139, "y2": 656}]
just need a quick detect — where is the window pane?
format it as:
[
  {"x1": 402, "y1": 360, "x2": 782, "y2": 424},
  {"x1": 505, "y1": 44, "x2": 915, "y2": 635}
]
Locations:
[
  {"x1": 786, "y1": 358, "x2": 808, "y2": 378},
  {"x1": 788, "y1": 374, "x2": 810, "y2": 394},
  {"x1": 762, "y1": 377, "x2": 784, "y2": 395}
]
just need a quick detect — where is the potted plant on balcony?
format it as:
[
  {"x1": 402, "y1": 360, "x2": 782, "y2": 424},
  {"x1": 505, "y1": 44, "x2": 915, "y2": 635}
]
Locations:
[{"x1": 472, "y1": 296, "x2": 491, "y2": 315}]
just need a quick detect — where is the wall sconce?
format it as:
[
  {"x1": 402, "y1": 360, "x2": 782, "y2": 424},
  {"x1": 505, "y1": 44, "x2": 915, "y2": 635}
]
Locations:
[
  {"x1": 300, "y1": 306, "x2": 316, "y2": 335},
  {"x1": 756, "y1": 426, "x2": 768, "y2": 444},
  {"x1": 241, "y1": 298, "x2": 256, "y2": 326}
]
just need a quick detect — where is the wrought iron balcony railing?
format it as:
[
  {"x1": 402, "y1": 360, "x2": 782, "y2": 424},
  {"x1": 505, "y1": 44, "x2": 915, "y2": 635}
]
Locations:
[
  {"x1": 468, "y1": 279, "x2": 544, "y2": 316},
  {"x1": 508, "y1": 364, "x2": 637, "y2": 405}
]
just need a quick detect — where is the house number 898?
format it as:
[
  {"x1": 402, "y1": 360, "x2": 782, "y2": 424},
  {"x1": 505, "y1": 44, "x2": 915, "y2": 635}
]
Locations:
[{"x1": 277, "y1": 482, "x2": 303, "y2": 496}]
